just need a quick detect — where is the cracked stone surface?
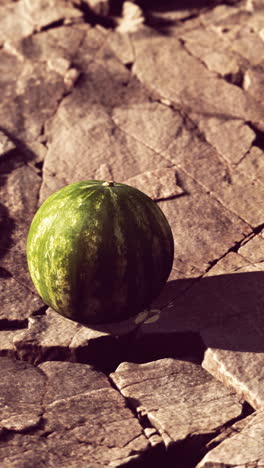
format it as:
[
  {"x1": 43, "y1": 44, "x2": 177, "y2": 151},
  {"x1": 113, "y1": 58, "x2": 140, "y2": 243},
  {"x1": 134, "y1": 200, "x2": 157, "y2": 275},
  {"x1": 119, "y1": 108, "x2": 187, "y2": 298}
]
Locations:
[
  {"x1": 111, "y1": 359, "x2": 244, "y2": 455},
  {"x1": 0, "y1": 357, "x2": 150, "y2": 467},
  {"x1": 2, "y1": 0, "x2": 264, "y2": 466},
  {"x1": 197, "y1": 410, "x2": 264, "y2": 467}
]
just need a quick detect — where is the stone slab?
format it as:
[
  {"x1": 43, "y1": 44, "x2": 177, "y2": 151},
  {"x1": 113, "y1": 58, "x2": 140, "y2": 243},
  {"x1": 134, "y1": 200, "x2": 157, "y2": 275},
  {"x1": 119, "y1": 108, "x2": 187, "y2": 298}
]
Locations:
[
  {"x1": 132, "y1": 33, "x2": 263, "y2": 126},
  {"x1": 111, "y1": 358, "x2": 243, "y2": 463},
  {"x1": 197, "y1": 410, "x2": 264, "y2": 468},
  {"x1": 13, "y1": 308, "x2": 139, "y2": 368},
  {"x1": 0, "y1": 274, "x2": 43, "y2": 324},
  {"x1": 199, "y1": 237, "x2": 264, "y2": 410},
  {"x1": 0, "y1": 357, "x2": 151, "y2": 467},
  {"x1": 0, "y1": 161, "x2": 42, "y2": 290}
]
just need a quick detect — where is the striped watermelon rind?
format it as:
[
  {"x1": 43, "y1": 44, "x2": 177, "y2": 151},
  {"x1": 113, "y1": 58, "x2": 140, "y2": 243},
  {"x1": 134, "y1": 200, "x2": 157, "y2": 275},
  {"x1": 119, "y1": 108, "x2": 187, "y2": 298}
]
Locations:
[{"x1": 26, "y1": 180, "x2": 174, "y2": 325}]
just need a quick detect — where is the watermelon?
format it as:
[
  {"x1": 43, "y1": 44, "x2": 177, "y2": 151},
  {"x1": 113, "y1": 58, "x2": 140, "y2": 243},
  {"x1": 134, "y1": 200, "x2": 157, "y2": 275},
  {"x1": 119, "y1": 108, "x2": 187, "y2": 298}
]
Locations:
[{"x1": 26, "y1": 180, "x2": 174, "y2": 325}]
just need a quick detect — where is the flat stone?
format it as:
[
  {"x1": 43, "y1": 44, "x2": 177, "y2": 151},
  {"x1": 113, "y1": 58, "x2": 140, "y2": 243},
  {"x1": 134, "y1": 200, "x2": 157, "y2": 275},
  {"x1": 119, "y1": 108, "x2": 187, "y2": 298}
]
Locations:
[
  {"x1": 38, "y1": 360, "x2": 112, "y2": 404},
  {"x1": 132, "y1": 33, "x2": 263, "y2": 126},
  {"x1": 201, "y1": 4, "x2": 240, "y2": 26},
  {"x1": 231, "y1": 28, "x2": 264, "y2": 66},
  {"x1": 112, "y1": 100, "x2": 191, "y2": 158},
  {"x1": 200, "y1": 244, "x2": 264, "y2": 410},
  {"x1": 106, "y1": 30, "x2": 134, "y2": 65},
  {"x1": 156, "y1": 168, "x2": 251, "y2": 276},
  {"x1": 238, "y1": 145, "x2": 264, "y2": 183},
  {"x1": 0, "y1": 163, "x2": 42, "y2": 290},
  {"x1": 113, "y1": 87, "x2": 263, "y2": 227},
  {"x1": 196, "y1": 118, "x2": 255, "y2": 165},
  {"x1": 0, "y1": 3, "x2": 33, "y2": 46},
  {"x1": 238, "y1": 231, "x2": 264, "y2": 262},
  {"x1": 125, "y1": 168, "x2": 184, "y2": 201},
  {"x1": 0, "y1": 357, "x2": 46, "y2": 432},
  {"x1": 0, "y1": 275, "x2": 43, "y2": 324},
  {"x1": 0, "y1": 131, "x2": 16, "y2": 157},
  {"x1": 181, "y1": 27, "x2": 240, "y2": 76},
  {"x1": 0, "y1": 329, "x2": 25, "y2": 358},
  {"x1": 135, "y1": 249, "x2": 264, "y2": 408},
  {"x1": 111, "y1": 358, "x2": 243, "y2": 453},
  {"x1": 40, "y1": 73, "x2": 169, "y2": 202},
  {"x1": 8, "y1": 25, "x2": 86, "y2": 65},
  {"x1": 20, "y1": 0, "x2": 83, "y2": 31},
  {"x1": 243, "y1": 68, "x2": 264, "y2": 104},
  {"x1": 0, "y1": 48, "x2": 66, "y2": 142},
  {"x1": 197, "y1": 410, "x2": 264, "y2": 467},
  {"x1": 0, "y1": 358, "x2": 151, "y2": 467},
  {"x1": 13, "y1": 308, "x2": 137, "y2": 367}
]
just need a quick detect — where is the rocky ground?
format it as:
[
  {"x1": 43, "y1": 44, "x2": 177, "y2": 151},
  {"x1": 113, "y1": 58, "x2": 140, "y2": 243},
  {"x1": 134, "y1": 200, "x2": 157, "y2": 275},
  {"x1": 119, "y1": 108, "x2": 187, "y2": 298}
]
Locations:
[{"x1": 1, "y1": 0, "x2": 264, "y2": 466}]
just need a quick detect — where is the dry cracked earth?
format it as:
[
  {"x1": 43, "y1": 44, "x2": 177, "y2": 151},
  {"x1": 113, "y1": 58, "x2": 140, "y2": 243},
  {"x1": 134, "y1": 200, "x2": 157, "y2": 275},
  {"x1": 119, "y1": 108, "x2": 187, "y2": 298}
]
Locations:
[{"x1": 1, "y1": 0, "x2": 264, "y2": 466}]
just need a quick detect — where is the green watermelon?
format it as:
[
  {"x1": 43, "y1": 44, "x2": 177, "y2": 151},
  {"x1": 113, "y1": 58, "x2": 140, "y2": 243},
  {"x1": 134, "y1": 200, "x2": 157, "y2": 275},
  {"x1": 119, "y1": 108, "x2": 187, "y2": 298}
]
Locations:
[{"x1": 26, "y1": 180, "x2": 174, "y2": 325}]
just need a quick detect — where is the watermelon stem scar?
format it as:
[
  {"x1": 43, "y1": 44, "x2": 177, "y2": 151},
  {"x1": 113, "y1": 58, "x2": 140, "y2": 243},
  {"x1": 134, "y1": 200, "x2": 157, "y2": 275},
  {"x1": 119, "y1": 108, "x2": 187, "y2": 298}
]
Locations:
[{"x1": 102, "y1": 181, "x2": 114, "y2": 187}]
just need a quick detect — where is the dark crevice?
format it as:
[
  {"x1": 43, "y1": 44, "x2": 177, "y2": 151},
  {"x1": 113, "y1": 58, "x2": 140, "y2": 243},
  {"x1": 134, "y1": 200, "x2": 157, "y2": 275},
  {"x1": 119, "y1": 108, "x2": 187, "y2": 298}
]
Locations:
[
  {"x1": 31, "y1": 305, "x2": 49, "y2": 317},
  {"x1": 0, "y1": 318, "x2": 28, "y2": 331},
  {"x1": 125, "y1": 62, "x2": 134, "y2": 71},
  {"x1": 224, "y1": 69, "x2": 244, "y2": 88},
  {"x1": 73, "y1": 0, "x2": 116, "y2": 28},
  {"x1": 108, "y1": 374, "x2": 166, "y2": 467},
  {"x1": 246, "y1": 122, "x2": 264, "y2": 152},
  {"x1": 205, "y1": 401, "x2": 255, "y2": 452},
  {"x1": 37, "y1": 19, "x2": 65, "y2": 32},
  {"x1": 205, "y1": 228, "x2": 255, "y2": 272},
  {"x1": 123, "y1": 331, "x2": 206, "y2": 366},
  {"x1": 34, "y1": 160, "x2": 44, "y2": 177},
  {"x1": 0, "y1": 266, "x2": 12, "y2": 278}
]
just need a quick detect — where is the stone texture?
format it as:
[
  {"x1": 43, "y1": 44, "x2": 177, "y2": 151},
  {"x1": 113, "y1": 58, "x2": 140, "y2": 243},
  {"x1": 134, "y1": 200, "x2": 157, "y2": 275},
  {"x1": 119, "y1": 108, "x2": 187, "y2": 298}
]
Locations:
[
  {"x1": 111, "y1": 358, "x2": 243, "y2": 461},
  {"x1": 0, "y1": 130, "x2": 16, "y2": 157},
  {"x1": 199, "y1": 240, "x2": 264, "y2": 410},
  {"x1": 0, "y1": 357, "x2": 46, "y2": 432},
  {"x1": 132, "y1": 33, "x2": 263, "y2": 126},
  {"x1": 2, "y1": 0, "x2": 264, "y2": 466},
  {"x1": 0, "y1": 358, "x2": 151, "y2": 467},
  {"x1": 125, "y1": 167, "x2": 184, "y2": 201},
  {"x1": 197, "y1": 410, "x2": 264, "y2": 468},
  {"x1": 0, "y1": 274, "x2": 43, "y2": 325},
  {"x1": 13, "y1": 307, "x2": 138, "y2": 368},
  {"x1": 0, "y1": 160, "x2": 42, "y2": 290}
]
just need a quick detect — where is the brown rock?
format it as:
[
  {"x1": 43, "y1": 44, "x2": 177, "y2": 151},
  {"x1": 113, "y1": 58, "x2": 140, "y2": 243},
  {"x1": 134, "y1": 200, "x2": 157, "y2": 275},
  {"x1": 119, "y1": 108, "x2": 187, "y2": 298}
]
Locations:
[
  {"x1": 181, "y1": 27, "x2": 241, "y2": 76},
  {"x1": 111, "y1": 358, "x2": 243, "y2": 452},
  {"x1": 0, "y1": 329, "x2": 25, "y2": 359},
  {"x1": 0, "y1": 357, "x2": 45, "y2": 432},
  {"x1": 20, "y1": 0, "x2": 83, "y2": 31},
  {"x1": 198, "y1": 244, "x2": 264, "y2": 410},
  {"x1": 231, "y1": 27, "x2": 264, "y2": 66},
  {"x1": 0, "y1": 162, "x2": 41, "y2": 289},
  {"x1": 0, "y1": 2, "x2": 33, "y2": 46},
  {"x1": 237, "y1": 146, "x2": 264, "y2": 182},
  {"x1": 38, "y1": 360, "x2": 111, "y2": 404},
  {"x1": 0, "y1": 275, "x2": 43, "y2": 324},
  {"x1": 197, "y1": 410, "x2": 264, "y2": 467},
  {"x1": 132, "y1": 33, "x2": 263, "y2": 125},
  {"x1": 0, "y1": 131, "x2": 16, "y2": 157},
  {"x1": 195, "y1": 118, "x2": 255, "y2": 165},
  {"x1": 0, "y1": 358, "x2": 151, "y2": 467},
  {"x1": 40, "y1": 75, "x2": 170, "y2": 202},
  {"x1": 0, "y1": 48, "x2": 66, "y2": 142},
  {"x1": 243, "y1": 67, "x2": 264, "y2": 103},
  {"x1": 125, "y1": 168, "x2": 184, "y2": 201},
  {"x1": 13, "y1": 308, "x2": 137, "y2": 367},
  {"x1": 157, "y1": 168, "x2": 251, "y2": 276}
]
